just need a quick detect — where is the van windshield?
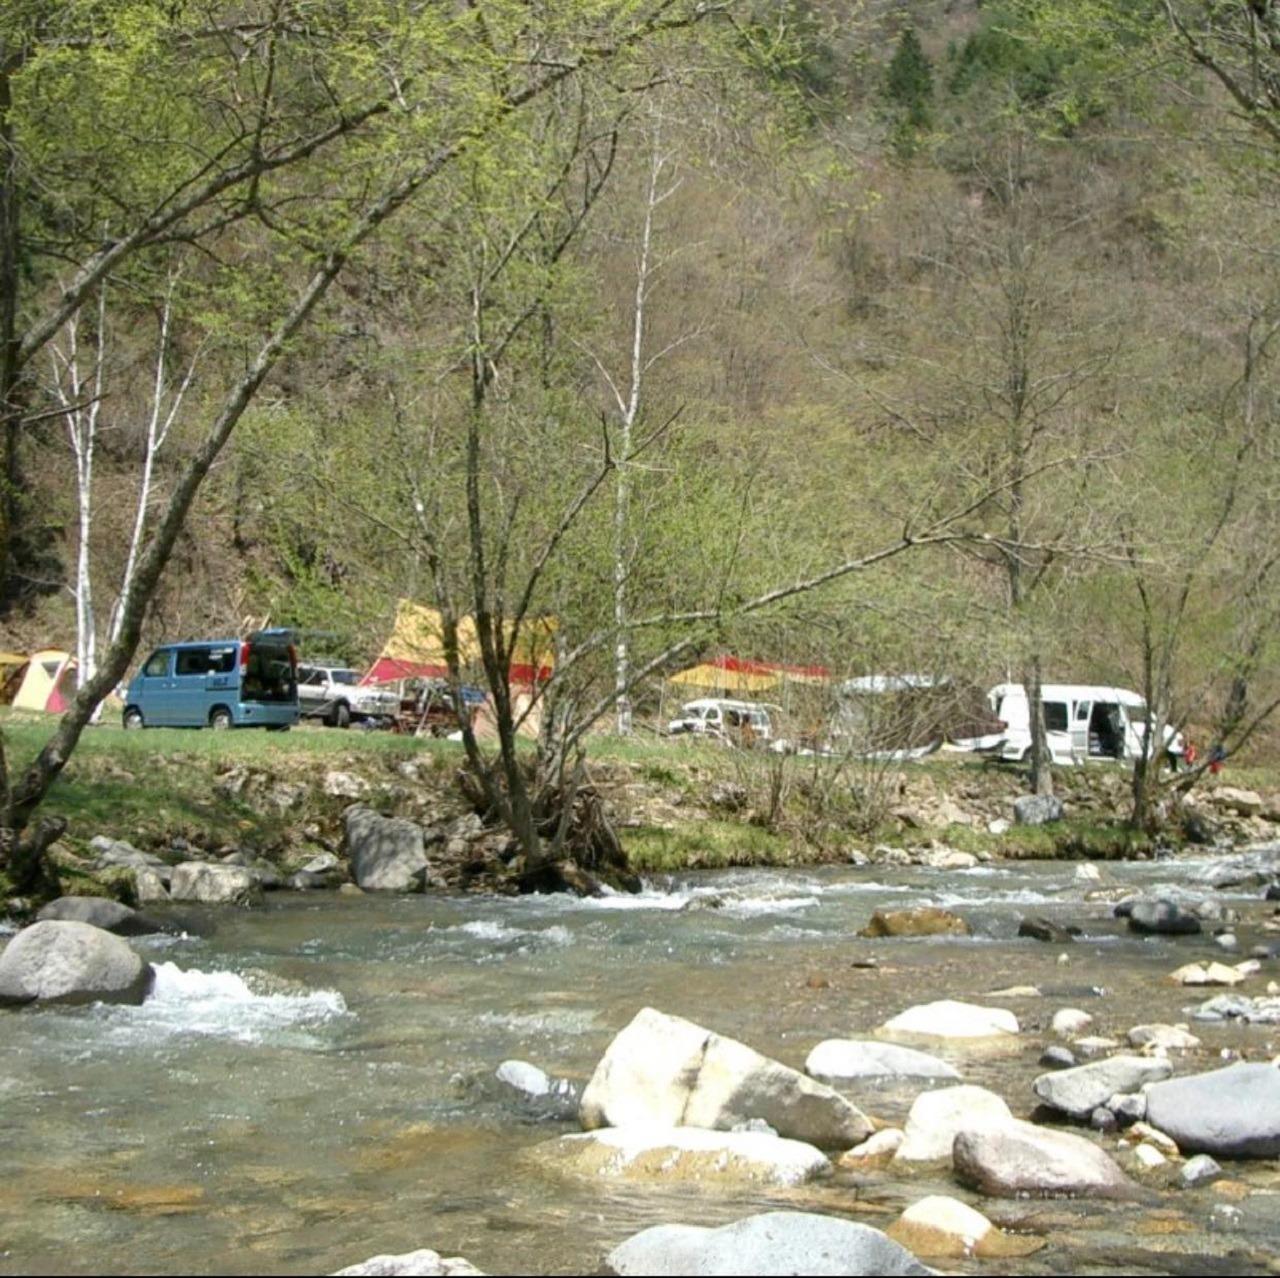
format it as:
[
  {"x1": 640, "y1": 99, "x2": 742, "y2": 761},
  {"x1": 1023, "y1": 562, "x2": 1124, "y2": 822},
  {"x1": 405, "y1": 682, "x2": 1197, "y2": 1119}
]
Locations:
[
  {"x1": 330, "y1": 670, "x2": 359, "y2": 686},
  {"x1": 242, "y1": 644, "x2": 296, "y2": 704}
]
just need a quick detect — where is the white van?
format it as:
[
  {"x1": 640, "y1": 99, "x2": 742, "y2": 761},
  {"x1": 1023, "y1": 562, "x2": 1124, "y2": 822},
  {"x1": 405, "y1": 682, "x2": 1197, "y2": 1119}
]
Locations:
[
  {"x1": 987, "y1": 683, "x2": 1184, "y2": 766},
  {"x1": 667, "y1": 698, "x2": 777, "y2": 746}
]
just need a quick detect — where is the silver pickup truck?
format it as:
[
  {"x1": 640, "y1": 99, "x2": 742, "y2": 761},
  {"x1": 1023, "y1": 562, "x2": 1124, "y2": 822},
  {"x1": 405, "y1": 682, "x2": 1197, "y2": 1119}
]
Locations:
[{"x1": 295, "y1": 664, "x2": 399, "y2": 727}]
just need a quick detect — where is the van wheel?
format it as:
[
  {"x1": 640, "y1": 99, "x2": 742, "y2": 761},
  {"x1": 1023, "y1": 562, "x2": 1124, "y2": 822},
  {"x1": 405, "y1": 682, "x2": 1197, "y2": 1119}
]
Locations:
[
  {"x1": 209, "y1": 707, "x2": 233, "y2": 730},
  {"x1": 123, "y1": 708, "x2": 144, "y2": 730},
  {"x1": 334, "y1": 702, "x2": 351, "y2": 729}
]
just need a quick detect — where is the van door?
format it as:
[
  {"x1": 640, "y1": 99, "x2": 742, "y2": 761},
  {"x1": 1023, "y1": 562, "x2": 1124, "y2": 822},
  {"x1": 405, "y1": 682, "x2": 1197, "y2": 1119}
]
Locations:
[
  {"x1": 134, "y1": 648, "x2": 176, "y2": 724},
  {"x1": 1072, "y1": 700, "x2": 1092, "y2": 759},
  {"x1": 172, "y1": 646, "x2": 216, "y2": 725},
  {"x1": 1041, "y1": 699, "x2": 1072, "y2": 764}
]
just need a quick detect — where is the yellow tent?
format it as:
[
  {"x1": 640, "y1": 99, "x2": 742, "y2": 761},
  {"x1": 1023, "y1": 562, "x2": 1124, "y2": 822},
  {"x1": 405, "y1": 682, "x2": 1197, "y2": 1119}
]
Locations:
[
  {"x1": 363, "y1": 600, "x2": 556, "y2": 685},
  {"x1": 10, "y1": 650, "x2": 76, "y2": 713},
  {"x1": 668, "y1": 656, "x2": 831, "y2": 694}
]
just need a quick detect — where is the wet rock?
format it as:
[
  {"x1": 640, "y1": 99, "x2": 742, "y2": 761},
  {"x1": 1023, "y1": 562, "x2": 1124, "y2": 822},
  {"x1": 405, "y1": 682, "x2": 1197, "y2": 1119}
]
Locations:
[
  {"x1": 495, "y1": 1059, "x2": 580, "y2": 1121},
  {"x1": 36, "y1": 896, "x2": 162, "y2": 937},
  {"x1": 1127, "y1": 900, "x2": 1201, "y2": 936},
  {"x1": 604, "y1": 1211, "x2": 931, "y2": 1277},
  {"x1": 1267, "y1": 884, "x2": 1280, "y2": 902},
  {"x1": 886, "y1": 1196, "x2": 994, "y2": 1258},
  {"x1": 1170, "y1": 962, "x2": 1245, "y2": 987},
  {"x1": 1129, "y1": 1121, "x2": 1178, "y2": 1156},
  {"x1": 879, "y1": 1000, "x2": 1018, "y2": 1045},
  {"x1": 1040, "y1": 1046, "x2": 1076, "y2": 1070},
  {"x1": 1013, "y1": 794, "x2": 1064, "y2": 826},
  {"x1": 332, "y1": 1250, "x2": 484, "y2": 1276},
  {"x1": 894, "y1": 1085, "x2": 1013, "y2": 1164},
  {"x1": 953, "y1": 1119, "x2": 1135, "y2": 1199},
  {"x1": 1019, "y1": 917, "x2": 1076, "y2": 944},
  {"x1": 1075, "y1": 863, "x2": 1102, "y2": 883},
  {"x1": 133, "y1": 868, "x2": 170, "y2": 903},
  {"x1": 859, "y1": 908, "x2": 969, "y2": 938},
  {"x1": 1180, "y1": 1154, "x2": 1223, "y2": 1188},
  {"x1": 1182, "y1": 810, "x2": 1217, "y2": 845},
  {"x1": 805, "y1": 1041, "x2": 960, "y2": 1085},
  {"x1": 1214, "y1": 933, "x2": 1239, "y2": 951},
  {"x1": 1131, "y1": 1143, "x2": 1168, "y2": 1171},
  {"x1": 531, "y1": 1127, "x2": 832, "y2": 1188},
  {"x1": 1108, "y1": 1093, "x2": 1146, "y2": 1124},
  {"x1": 344, "y1": 806, "x2": 428, "y2": 892},
  {"x1": 837, "y1": 1128, "x2": 904, "y2": 1170},
  {"x1": 1145, "y1": 1063, "x2": 1280, "y2": 1158},
  {"x1": 1190, "y1": 994, "x2": 1280, "y2": 1024},
  {"x1": 168, "y1": 862, "x2": 261, "y2": 906},
  {"x1": 580, "y1": 1007, "x2": 872, "y2": 1148},
  {"x1": 0, "y1": 920, "x2": 153, "y2": 1007},
  {"x1": 924, "y1": 848, "x2": 978, "y2": 870},
  {"x1": 1090, "y1": 1107, "x2": 1118, "y2": 1133},
  {"x1": 1032, "y1": 1055, "x2": 1172, "y2": 1121},
  {"x1": 1051, "y1": 1008, "x2": 1093, "y2": 1037},
  {"x1": 1127, "y1": 1024, "x2": 1201, "y2": 1052}
]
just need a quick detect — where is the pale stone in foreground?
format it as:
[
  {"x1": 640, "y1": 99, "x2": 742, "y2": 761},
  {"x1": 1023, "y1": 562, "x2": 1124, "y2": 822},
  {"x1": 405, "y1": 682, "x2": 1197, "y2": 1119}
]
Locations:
[
  {"x1": 886, "y1": 1196, "x2": 993, "y2": 1257},
  {"x1": 879, "y1": 1000, "x2": 1019, "y2": 1044},
  {"x1": 894, "y1": 1085, "x2": 1014, "y2": 1164},
  {"x1": 0, "y1": 920, "x2": 152, "y2": 1006},
  {"x1": 332, "y1": 1250, "x2": 483, "y2": 1276}
]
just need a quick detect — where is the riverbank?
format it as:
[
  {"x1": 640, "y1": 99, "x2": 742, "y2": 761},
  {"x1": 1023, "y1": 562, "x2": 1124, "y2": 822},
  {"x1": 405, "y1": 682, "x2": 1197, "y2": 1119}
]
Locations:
[{"x1": 3, "y1": 711, "x2": 1279, "y2": 912}]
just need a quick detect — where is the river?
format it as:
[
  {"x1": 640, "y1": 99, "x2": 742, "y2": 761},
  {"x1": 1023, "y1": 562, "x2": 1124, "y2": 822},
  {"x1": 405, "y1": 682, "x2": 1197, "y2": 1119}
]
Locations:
[{"x1": 2, "y1": 857, "x2": 1279, "y2": 1275}]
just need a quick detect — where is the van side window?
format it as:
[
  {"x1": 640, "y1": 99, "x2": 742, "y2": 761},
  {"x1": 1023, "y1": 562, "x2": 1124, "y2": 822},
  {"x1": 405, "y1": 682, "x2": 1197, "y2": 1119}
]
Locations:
[
  {"x1": 1043, "y1": 701, "x2": 1069, "y2": 733},
  {"x1": 175, "y1": 648, "x2": 211, "y2": 677},
  {"x1": 143, "y1": 650, "x2": 170, "y2": 677},
  {"x1": 208, "y1": 647, "x2": 236, "y2": 673}
]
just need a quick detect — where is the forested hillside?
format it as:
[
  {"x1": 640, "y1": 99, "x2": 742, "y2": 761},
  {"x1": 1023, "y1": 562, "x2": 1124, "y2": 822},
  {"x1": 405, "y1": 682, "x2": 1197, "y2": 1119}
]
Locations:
[{"x1": 2, "y1": 2, "x2": 1277, "y2": 814}]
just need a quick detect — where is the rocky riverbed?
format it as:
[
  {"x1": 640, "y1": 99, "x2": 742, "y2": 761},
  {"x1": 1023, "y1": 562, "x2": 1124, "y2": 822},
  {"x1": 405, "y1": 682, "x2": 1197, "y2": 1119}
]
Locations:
[{"x1": 3, "y1": 850, "x2": 1280, "y2": 1274}]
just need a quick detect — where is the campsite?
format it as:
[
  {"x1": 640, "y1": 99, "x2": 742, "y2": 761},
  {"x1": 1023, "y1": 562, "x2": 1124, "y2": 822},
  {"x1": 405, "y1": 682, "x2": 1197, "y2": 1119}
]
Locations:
[{"x1": 4, "y1": 3, "x2": 1280, "y2": 1276}]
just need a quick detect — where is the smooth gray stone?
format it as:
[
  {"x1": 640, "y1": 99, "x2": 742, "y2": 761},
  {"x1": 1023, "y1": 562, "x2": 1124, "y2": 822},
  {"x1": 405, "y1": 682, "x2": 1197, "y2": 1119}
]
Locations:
[
  {"x1": 1145, "y1": 1064, "x2": 1280, "y2": 1158},
  {"x1": 805, "y1": 1040, "x2": 961, "y2": 1084},
  {"x1": 36, "y1": 896, "x2": 162, "y2": 937},
  {"x1": 1033, "y1": 1055, "x2": 1172, "y2": 1120},
  {"x1": 0, "y1": 920, "x2": 153, "y2": 1006},
  {"x1": 605, "y1": 1211, "x2": 932, "y2": 1276},
  {"x1": 954, "y1": 1119, "x2": 1135, "y2": 1199},
  {"x1": 344, "y1": 806, "x2": 428, "y2": 892}
]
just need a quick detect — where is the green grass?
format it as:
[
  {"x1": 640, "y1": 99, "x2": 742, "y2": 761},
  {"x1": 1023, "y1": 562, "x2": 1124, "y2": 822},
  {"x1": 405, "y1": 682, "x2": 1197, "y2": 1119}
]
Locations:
[{"x1": 624, "y1": 819, "x2": 792, "y2": 872}]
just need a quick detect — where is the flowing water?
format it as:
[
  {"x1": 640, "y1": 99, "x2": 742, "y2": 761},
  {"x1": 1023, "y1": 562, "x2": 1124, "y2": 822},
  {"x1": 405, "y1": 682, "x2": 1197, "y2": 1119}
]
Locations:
[{"x1": 3, "y1": 858, "x2": 1280, "y2": 1275}]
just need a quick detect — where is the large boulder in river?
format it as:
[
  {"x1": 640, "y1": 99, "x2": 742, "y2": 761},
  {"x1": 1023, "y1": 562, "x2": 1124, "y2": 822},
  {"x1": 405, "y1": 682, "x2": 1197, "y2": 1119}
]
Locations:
[
  {"x1": 878, "y1": 1000, "x2": 1019, "y2": 1047},
  {"x1": 1125, "y1": 899, "x2": 1201, "y2": 936},
  {"x1": 953, "y1": 1119, "x2": 1135, "y2": 1199},
  {"x1": 894, "y1": 1085, "x2": 1013, "y2": 1164},
  {"x1": 0, "y1": 920, "x2": 153, "y2": 1006},
  {"x1": 344, "y1": 806, "x2": 428, "y2": 892},
  {"x1": 860, "y1": 907, "x2": 969, "y2": 938},
  {"x1": 579, "y1": 1007, "x2": 872, "y2": 1148},
  {"x1": 168, "y1": 862, "x2": 261, "y2": 905},
  {"x1": 332, "y1": 1251, "x2": 484, "y2": 1276},
  {"x1": 605, "y1": 1212, "x2": 931, "y2": 1277},
  {"x1": 1144, "y1": 1064, "x2": 1280, "y2": 1158},
  {"x1": 529, "y1": 1127, "x2": 832, "y2": 1188},
  {"x1": 1032, "y1": 1055, "x2": 1173, "y2": 1121},
  {"x1": 805, "y1": 1040, "x2": 960, "y2": 1085},
  {"x1": 37, "y1": 895, "x2": 163, "y2": 936}
]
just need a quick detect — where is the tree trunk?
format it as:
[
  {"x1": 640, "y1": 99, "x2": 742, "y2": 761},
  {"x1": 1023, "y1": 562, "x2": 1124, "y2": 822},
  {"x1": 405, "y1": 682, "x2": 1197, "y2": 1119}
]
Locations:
[
  {"x1": 1026, "y1": 653, "x2": 1054, "y2": 796},
  {"x1": 0, "y1": 46, "x2": 23, "y2": 610}
]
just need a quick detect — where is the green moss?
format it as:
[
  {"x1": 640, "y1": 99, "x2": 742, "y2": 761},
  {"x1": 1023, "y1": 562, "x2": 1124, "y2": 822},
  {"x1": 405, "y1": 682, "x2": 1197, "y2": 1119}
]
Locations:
[{"x1": 624, "y1": 820, "x2": 791, "y2": 872}]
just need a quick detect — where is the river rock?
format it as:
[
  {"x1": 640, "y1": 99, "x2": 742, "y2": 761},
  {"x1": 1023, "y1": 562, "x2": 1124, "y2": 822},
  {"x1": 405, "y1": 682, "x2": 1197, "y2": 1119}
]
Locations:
[
  {"x1": 924, "y1": 848, "x2": 978, "y2": 870},
  {"x1": 133, "y1": 867, "x2": 170, "y2": 903},
  {"x1": 1170, "y1": 962, "x2": 1245, "y2": 987},
  {"x1": 859, "y1": 908, "x2": 969, "y2": 938},
  {"x1": 886, "y1": 1196, "x2": 1003, "y2": 1259},
  {"x1": 495, "y1": 1059, "x2": 580, "y2": 1121},
  {"x1": 1040, "y1": 1046, "x2": 1075, "y2": 1070},
  {"x1": 1127, "y1": 1023, "x2": 1201, "y2": 1051},
  {"x1": 324, "y1": 771, "x2": 369, "y2": 799},
  {"x1": 1144, "y1": 1063, "x2": 1280, "y2": 1158},
  {"x1": 953, "y1": 1119, "x2": 1135, "y2": 1199},
  {"x1": 605, "y1": 1211, "x2": 931, "y2": 1277},
  {"x1": 1212, "y1": 787, "x2": 1263, "y2": 816},
  {"x1": 168, "y1": 862, "x2": 260, "y2": 905},
  {"x1": 1127, "y1": 900, "x2": 1201, "y2": 936},
  {"x1": 36, "y1": 896, "x2": 162, "y2": 937},
  {"x1": 894, "y1": 1085, "x2": 1013, "y2": 1164},
  {"x1": 530, "y1": 1127, "x2": 831, "y2": 1188},
  {"x1": 1108, "y1": 1093, "x2": 1146, "y2": 1124},
  {"x1": 805, "y1": 1040, "x2": 961, "y2": 1084},
  {"x1": 1019, "y1": 917, "x2": 1076, "y2": 944},
  {"x1": 879, "y1": 1000, "x2": 1019, "y2": 1045},
  {"x1": 1180, "y1": 1154, "x2": 1223, "y2": 1188},
  {"x1": 0, "y1": 920, "x2": 153, "y2": 1006},
  {"x1": 580, "y1": 1007, "x2": 872, "y2": 1148},
  {"x1": 837, "y1": 1128, "x2": 904, "y2": 1170},
  {"x1": 1032, "y1": 1055, "x2": 1172, "y2": 1120},
  {"x1": 332, "y1": 1251, "x2": 484, "y2": 1276},
  {"x1": 1051, "y1": 1008, "x2": 1093, "y2": 1037},
  {"x1": 1013, "y1": 795, "x2": 1064, "y2": 826},
  {"x1": 1131, "y1": 1143, "x2": 1168, "y2": 1171},
  {"x1": 89, "y1": 836, "x2": 164, "y2": 870},
  {"x1": 1190, "y1": 994, "x2": 1280, "y2": 1024},
  {"x1": 344, "y1": 806, "x2": 429, "y2": 892}
]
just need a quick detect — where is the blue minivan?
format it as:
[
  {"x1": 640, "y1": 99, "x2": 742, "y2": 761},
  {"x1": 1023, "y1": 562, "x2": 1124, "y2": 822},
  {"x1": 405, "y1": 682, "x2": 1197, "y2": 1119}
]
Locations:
[{"x1": 123, "y1": 632, "x2": 299, "y2": 730}]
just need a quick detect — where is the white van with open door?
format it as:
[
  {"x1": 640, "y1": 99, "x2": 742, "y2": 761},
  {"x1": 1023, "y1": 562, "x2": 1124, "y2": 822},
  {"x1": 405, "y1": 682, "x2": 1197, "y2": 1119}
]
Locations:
[{"x1": 987, "y1": 683, "x2": 1184, "y2": 766}]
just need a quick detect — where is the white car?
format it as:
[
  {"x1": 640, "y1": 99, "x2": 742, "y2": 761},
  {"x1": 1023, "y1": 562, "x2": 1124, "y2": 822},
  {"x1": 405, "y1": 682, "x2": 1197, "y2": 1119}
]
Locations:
[
  {"x1": 667, "y1": 698, "x2": 777, "y2": 746},
  {"x1": 296, "y1": 665, "x2": 399, "y2": 728},
  {"x1": 987, "y1": 683, "x2": 1185, "y2": 766}
]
